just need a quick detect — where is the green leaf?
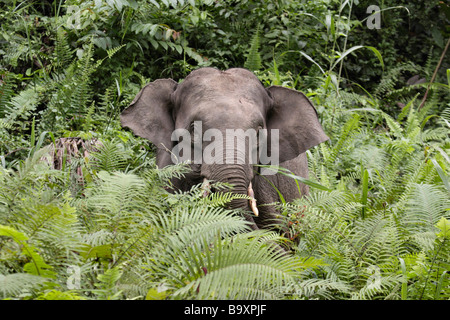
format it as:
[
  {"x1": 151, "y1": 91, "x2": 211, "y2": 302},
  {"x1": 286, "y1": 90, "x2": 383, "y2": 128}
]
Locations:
[
  {"x1": 299, "y1": 50, "x2": 325, "y2": 74},
  {"x1": 256, "y1": 165, "x2": 331, "y2": 192},
  {"x1": 244, "y1": 25, "x2": 261, "y2": 71},
  {"x1": 146, "y1": 287, "x2": 168, "y2": 300},
  {"x1": 436, "y1": 217, "x2": 450, "y2": 239},
  {"x1": 365, "y1": 46, "x2": 384, "y2": 69},
  {"x1": 273, "y1": 54, "x2": 281, "y2": 86},
  {"x1": 331, "y1": 45, "x2": 384, "y2": 71},
  {"x1": 94, "y1": 267, "x2": 123, "y2": 300},
  {"x1": 0, "y1": 225, "x2": 55, "y2": 278},
  {"x1": 432, "y1": 158, "x2": 450, "y2": 194},
  {"x1": 325, "y1": 14, "x2": 335, "y2": 37},
  {"x1": 434, "y1": 271, "x2": 448, "y2": 299},
  {"x1": 399, "y1": 258, "x2": 408, "y2": 300},
  {"x1": 0, "y1": 225, "x2": 28, "y2": 241},
  {"x1": 361, "y1": 168, "x2": 369, "y2": 219},
  {"x1": 80, "y1": 244, "x2": 114, "y2": 260}
]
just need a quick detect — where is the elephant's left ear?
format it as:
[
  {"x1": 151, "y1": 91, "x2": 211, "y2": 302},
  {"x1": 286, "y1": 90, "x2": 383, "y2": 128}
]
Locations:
[
  {"x1": 120, "y1": 79, "x2": 178, "y2": 168},
  {"x1": 265, "y1": 86, "x2": 329, "y2": 163}
]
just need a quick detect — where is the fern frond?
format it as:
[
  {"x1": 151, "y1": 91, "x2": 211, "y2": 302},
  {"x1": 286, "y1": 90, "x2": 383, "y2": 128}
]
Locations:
[
  {"x1": 93, "y1": 267, "x2": 123, "y2": 300},
  {"x1": 106, "y1": 44, "x2": 126, "y2": 60},
  {"x1": 202, "y1": 191, "x2": 251, "y2": 207},
  {"x1": 152, "y1": 162, "x2": 191, "y2": 183},
  {"x1": 382, "y1": 112, "x2": 403, "y2": 138},
  {"x1": 374, "y1": 61, "x2": 421, "y2": 99},
  {"x1": 329, "y1": 113, "x2": 361, "y2": 163},
  {"x1": 54, "y1": 28, "x2": 73, "y2": 69},
  {"x1": 3, "y1": 88, "x2": 39, "y2": 125},
  {"x1": 3, "y1": 42, "x2": 28, "y2": 67},
  {"x1": 0, "y1": 72, "x2": 16, "y2": 116},
  {"x1": 403, "y1": 183, "x2": 450, "y2": 233},
  {"x1": 155, "y1": 205, "x2": 249, "y2": 253},
  {"x1": 89, "y1": 139, "x2": 130, "y2": 172},
  {"x1": 87, "y1": 171, "x2": 148, "y2": 220},
  {"x1": 70, "y1": 41, "x2": 95, "y2": 116},
  {"x1": 0, "y1": 273, "x2": 47, "y2": 299},
  {"x1": 294, "y1": 277, "x2": 351, "y2": 299},
  {"x1": 170, "y1": 231, "x2": 306, "y2": 300},
  {"x1": 0, "y1": 118, "x2": 13, "y2": 130},
  {"x1": 244, "y1": 25, "x2": 262, "y2": 71},
  {"x1": 353, "y1": 214, "x2": 406, "y2": 265},
  {"x1": 36, "y1": 289, "x2": 85, "y2": 300},
  {"x1": 351, "y1": 273, "x2": 404, "y2": 300}
]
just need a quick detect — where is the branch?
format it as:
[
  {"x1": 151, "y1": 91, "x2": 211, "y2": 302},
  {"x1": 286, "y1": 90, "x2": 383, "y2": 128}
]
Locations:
[{"x1": 419, "y1": 37, "x2": 450, "y2": 110}]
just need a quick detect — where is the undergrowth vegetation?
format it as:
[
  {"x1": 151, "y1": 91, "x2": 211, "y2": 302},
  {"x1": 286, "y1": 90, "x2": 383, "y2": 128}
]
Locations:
[{"x1": 0, "y1": 0, "x2": 449, "y2": 300}]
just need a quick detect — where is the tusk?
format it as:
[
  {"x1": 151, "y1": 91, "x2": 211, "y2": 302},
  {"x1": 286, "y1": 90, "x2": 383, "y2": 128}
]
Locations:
[
  {"x1": 247, "y1": 182, "x2": 259, "y2": 217},
  {"x1": 201, "y1": 178, "x2": 211, "y2": 197}
]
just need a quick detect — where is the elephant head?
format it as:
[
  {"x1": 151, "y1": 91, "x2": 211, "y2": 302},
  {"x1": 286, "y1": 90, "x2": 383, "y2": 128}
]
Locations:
[{"x1": 120, "y1": 67, "x2": 328, "y2": 229}]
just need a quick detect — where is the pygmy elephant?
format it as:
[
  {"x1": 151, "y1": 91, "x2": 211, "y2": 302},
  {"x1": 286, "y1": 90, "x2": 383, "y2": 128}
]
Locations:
[{"x1": 120, "y1": 67, "x2": 328, "y2": 231}]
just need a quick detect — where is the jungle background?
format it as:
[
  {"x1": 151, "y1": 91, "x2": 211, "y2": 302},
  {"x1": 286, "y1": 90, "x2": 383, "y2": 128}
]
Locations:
[{"x1": 0, "y1": 0, "x2": 449, "y2": 300}]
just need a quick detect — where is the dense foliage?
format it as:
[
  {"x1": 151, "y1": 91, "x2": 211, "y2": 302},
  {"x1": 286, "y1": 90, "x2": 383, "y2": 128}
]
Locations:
[{"x1": 0, "y1": 0, "x2": 449, "y2": 300}]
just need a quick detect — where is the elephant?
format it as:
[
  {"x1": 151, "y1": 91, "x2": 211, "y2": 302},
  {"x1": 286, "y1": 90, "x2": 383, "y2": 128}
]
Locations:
[{"x1": 120, "y1": 67, "x2": 328, "y2": 232}]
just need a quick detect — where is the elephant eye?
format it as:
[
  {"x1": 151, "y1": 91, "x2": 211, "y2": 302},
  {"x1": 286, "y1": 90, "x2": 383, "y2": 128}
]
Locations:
[
  {"x1": 192, "y1": 131, "x2": 201, "y2": 144},
  {"x1": 256, "y1": 125, "x2": 264, "y2": 139},
  {"x1": 190, "y1": 122, "x2": 202, "y2": 145}
]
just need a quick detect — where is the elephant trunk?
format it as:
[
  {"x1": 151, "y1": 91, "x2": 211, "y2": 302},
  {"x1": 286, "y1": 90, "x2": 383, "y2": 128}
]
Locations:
[
  {"x1": 202, "y1": 163, "x2": 258, "y2": 228},
  {"x1": 199, "y1": 131, "x2": 260, "y2": 228}
]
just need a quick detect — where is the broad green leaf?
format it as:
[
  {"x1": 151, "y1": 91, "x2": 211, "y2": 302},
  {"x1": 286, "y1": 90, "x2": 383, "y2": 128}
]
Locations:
[
  {"x1": 435, "y1": 271, "x2": 448, "y2": 299},
  {"x1": 0, "y1": 225, "x2": 28, "y2": 242},
  {"x1": 436, "y1": 217, "x2": 450, "y2": 239},
  {"x1": 361, "y1": 168, "x2": 369, "y2": 218},
  {"x1": 146, "y1": 287, "x2": 168, "y2": 300},
  {"x1": 399, "y1": 258, "x2": 408, "y2": 300},
  {"x1": 299, "y1": 51, "x2": 325, "y2": 74},
  {"x1": 80, "y1": 244, "x2": 114, "y2": 260},
  {"x1": 331, "y1": 45, "x2": 384, "y2": 71},
  {"x1": 432, "y1": 158, "x2": 450, "y2": 194},
  {"x1": 256, "y1": 165, "x2": 331, "y2": 192}
]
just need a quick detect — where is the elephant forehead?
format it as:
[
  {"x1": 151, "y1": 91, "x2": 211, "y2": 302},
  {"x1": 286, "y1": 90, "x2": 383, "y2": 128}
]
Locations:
[
  {"x1": 201, "y1": 73, "x2": 264, "y2": 95},
  {"x1": 174, "y1": 70, "x2": 268, "y2": 103},
  {"x1": 171, "y1": 68, "x2": 271, "y2": 128},
  {"x1": 177, "y1": 97, "x2": 265, "y2": 129},
  {"x1": 183, "y1": 67, "x2": 261, "y2": 86}
]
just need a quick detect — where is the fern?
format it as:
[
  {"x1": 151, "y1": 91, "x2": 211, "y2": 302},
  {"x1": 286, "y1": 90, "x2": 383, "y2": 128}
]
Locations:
[
  {"x1": 0, "y1": 225, "x2": 56, "y2": 278},
  {"x1": 3, "y1": 41, "x2": 28, "y2": 68},
  {"x1": 89, "y1": 139, "x2": 130, "y2": 172},
  {"x1": 329, "y1": 113, "x2": 361, "y2": 163},
  {"x1": 403, "y1": 184, "x2": 449, "y2": 233},
  {"x1": 86, "y1": 171, "x2": 150, "y2": 231},
  {"x1": 54, "y1": 28, "x2": 73, "y2": 69},
  {"x1": 93, "y1": 267, "x2": 123, "y2": 300},
  {"x1": 0, "y1": 119, "x2": 12, "y2": 130},
  {"x1": 244, "y1": 25, "x2": 262, "y2": 71},
  {"x1": 0, "y1": 273, "x2": 47, "y2": 299},
  {"x1": 374, "y1": 61, "x2": 421, "y2": 99},
  {"x1": 36, "y1": 289, "x2": 86, "y2": 300},
  {"x1": 400, "y1": 218, "x2": 450, "y2": 299},
  {"x1": 201, "y1": 190, "x2": 252, "y2": 207},
  {"x1": 70, "y1": 42, "x2": 95, "y2": 119},
  {"x1": 0, "y1": 72, "x2": 16, "y2": 117},
  {"x1": 3, "y1": 88, "x2": 39, "y2": 126},
  {"x1": 159, "y1": 231, "x2": 312, "y2": 299},
  {"x1": 155, "y1": 205, "x2": 249, "y2": 252}
]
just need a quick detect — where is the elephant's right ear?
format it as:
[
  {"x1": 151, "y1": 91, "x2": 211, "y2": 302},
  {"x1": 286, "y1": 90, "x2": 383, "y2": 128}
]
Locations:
[
  {"x1": 120, "y1": 79, "x2": 177, "y2": 167},
  {"x1": 265, "y1": 86, "x2": 329, "y2": 163}
]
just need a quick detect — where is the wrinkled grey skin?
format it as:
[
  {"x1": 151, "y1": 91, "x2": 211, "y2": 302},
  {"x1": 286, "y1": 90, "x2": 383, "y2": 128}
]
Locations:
[{"x1": 120, "y1": 67, "x2": 328, "y2": 231}]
